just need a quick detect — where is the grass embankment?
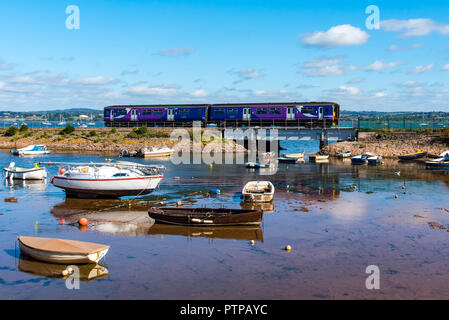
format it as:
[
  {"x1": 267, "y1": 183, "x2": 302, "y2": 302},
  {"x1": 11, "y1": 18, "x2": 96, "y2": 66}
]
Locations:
[{"x1": 324, "y1": 128, "x2": 449, "y2": 158}]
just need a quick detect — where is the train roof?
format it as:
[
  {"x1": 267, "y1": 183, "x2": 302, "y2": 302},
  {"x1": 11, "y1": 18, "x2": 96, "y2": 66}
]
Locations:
[{"x1": 105, "y1": 102, "x2": 339, "y2": 109}]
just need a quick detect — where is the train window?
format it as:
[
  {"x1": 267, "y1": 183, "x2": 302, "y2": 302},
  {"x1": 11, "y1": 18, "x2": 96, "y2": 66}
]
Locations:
[
  {"x1": 142, "y1": 110, "x2": 152, "y2": 116},
  {"x1": 116, "y1": 109, "x2": 127, "y2": 116},
  {"x1": 270, "y1": 108, "x2": 282, "y2": 114},
  {"x1": 256, "y1": 108, "x2": 268, "y2": 114},
  {"x1": 227, "y1": 108, "x2": 238, "y2": 114},
  {"x1": 179, "y1": 109, "x2": 190, "y2": 115},
  {"x1": 301, "y1": 107, "x2": 315, "y2": 115},
  {"x1": 214, "y1": 108, "x2": 225, "y2": 115},
  {"x1": 153, "y1": 109, "x2": 163, "y2": 115}
]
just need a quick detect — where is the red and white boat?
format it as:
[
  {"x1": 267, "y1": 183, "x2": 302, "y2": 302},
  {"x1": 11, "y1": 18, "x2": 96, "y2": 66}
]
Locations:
[{"x1": 41, "y1": 161, "x2": 165, "y2": 198}]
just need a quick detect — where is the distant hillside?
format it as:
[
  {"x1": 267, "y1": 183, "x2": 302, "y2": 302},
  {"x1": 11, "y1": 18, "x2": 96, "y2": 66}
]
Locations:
[
  {"x1": 0, "y1": 109, "x2": 103, "y2": 121},
  {"x1": 341, "y1": 110, "x2": 449, "y2": 119}
]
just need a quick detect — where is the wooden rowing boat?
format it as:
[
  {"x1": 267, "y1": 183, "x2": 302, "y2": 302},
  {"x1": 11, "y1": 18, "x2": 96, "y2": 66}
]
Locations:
[
  {"x1": 18, "y1": 236, "x2": 110, "y2": 264},
  {"x1": 398, "y1": 151, "x2": 428, "y2": 161},
  {"x1": 242, "y1": 181, "x2": 275, "y2": 203},
  {"x1": 148, "y1": 207, "x2": 263, "y2": 226}
]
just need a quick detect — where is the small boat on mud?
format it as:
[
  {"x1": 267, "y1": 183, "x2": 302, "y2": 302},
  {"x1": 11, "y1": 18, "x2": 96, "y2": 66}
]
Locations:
[
  {"x1": 283, "y1": 151, "x2": 305, "y2": 159},
  {"x1": 148, "y1": 207, "x2": 263, "y2": 226},
  {"x1": 367, "y1": 155, "x2": 383, "y2": 166},
  {"x1": 309, "y1": 154, "x2": 329, "y2": 162},
  {"x1": 40, "y1": 161, "x2": 165, "y2": 198},
  {"x1": 3, "y1": 162, "x2": 47, "y2": 180},
  {"x1": 242, "y1": 181, "x2": 275, "y2": 203},
  {"x1": 245, "y1": 162, "x2": 275, "y2": 169},
  {"x1": 338, "y1": 151, "x2": 352, "y2": 158},
  {"x1": 351, "y1": 155, "x2": 367, "y2": 165},
  {"x1": 11, "y1": 145, "x2": 51, "y2": 156},
  {"x1": 18, "y1": 236, "x2": 110, "y2": 264},
  {"x1": 137, "y1": 146, "x2": 174, "y2": 158},
  {"x1": 398, "y1": 151, "x2": 428, "y2": 161}
]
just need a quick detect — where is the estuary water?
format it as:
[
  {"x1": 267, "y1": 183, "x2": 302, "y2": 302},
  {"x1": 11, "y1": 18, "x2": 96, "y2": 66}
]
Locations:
[{"x1": 1, "y1": 141, "x2": 449, "y2": 299}]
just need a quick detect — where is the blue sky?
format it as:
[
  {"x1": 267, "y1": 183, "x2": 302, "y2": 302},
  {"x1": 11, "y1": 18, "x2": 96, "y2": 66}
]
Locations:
[{"x1": 0, "y1": 0, "x2": 448, "y2": 111}]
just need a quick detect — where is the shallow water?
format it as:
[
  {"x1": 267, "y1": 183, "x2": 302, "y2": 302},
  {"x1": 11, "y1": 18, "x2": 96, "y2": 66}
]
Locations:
[{"x1": 1, "y1": 141, "x2": 449, "y2": 299}]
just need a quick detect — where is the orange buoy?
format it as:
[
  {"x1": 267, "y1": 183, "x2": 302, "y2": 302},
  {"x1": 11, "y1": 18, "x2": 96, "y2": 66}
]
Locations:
[
  {"x1": 59, "y1": 168, "x2": 66, "y2": 175},
  {"x1": 79, "y1": 218, "x2": 88, "y2": 226},
  {"x1": 59, "y1": 218, "x2": 65, "y2": 225}
]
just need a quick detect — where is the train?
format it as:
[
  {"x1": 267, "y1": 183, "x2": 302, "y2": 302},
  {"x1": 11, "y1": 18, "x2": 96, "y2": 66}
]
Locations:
[{"x1": 104, "y1": 102, "x2": 340, "y2": 127}]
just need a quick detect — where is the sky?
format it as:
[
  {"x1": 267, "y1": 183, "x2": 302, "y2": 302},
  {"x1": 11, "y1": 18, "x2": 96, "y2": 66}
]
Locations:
[{"x1": 0, "y1": 0, "x2": 448, "y2": 112}]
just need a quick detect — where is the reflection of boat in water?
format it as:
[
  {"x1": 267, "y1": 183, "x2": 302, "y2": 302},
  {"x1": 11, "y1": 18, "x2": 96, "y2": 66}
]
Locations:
[
  {"x1": 147, "y1": 224, "x2": 264, "y2": 242},
  {"x1": 4, "y1": 178, "x2": 47, "y2": 191},
  {"x1": 18, "y1": 255, "x2": 108, "y2": 281}
]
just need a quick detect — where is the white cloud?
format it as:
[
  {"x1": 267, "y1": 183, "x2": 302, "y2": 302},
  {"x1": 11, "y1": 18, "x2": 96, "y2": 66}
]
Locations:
[
  {"x1": 299, "y1": 57, "x2": 356, "y2": 77},
  {"x1": 375, "y1": 92, "x2": 387, "y2": 97},
  {"x1": 302, "y1": 25, "x2": 370, "y2": 48},
  {"x1": 388, "y1": 43, "x2": 422, "y2": 51},
  {"x1": 78, "y1": 76, "x2": 117, "y2": 85},
  {"x1": 236, "y1": 69, "x2": 264, "y2": 80},
  {"x1": 155, "y1": 47, "x2": 195, "y2": 56},
  {"x1": 408, "y1": 64, "x2": 434, "y2": 74},
  {"x1": 363, "y1": 60, "x2": 403, "y2": 71},
  {"x1": 190, "y1": 89, "x2": 209, "y2": 98},
  {"x1": 381, "y1": 19, "x2": 449, "y2": 38},
  {"x1": 338, "y1": 86, "x2": 360, "y2": 95},
  {"x1": 124, "y1": 85, "x2": 178, "y2": 96},
  {"x1": 443, "y1": 64, "x2": 449, "y2": 71}
]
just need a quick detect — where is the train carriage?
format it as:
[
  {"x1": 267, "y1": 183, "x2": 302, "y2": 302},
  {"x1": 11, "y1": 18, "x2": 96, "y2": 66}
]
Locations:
[{"x1": 104, "y1": 102, "x2": 339, "y2": 127}]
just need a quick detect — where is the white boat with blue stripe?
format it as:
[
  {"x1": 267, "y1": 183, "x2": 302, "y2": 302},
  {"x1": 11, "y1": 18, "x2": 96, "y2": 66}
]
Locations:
[{"x1": 11, "y1": 145, "x2": 51, "y2": 156}]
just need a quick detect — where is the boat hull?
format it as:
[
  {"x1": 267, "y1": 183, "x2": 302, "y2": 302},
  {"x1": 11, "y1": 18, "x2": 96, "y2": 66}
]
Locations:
[
  {"x1": 19, "y1": 242, "x2": 109, "y2": 264},
  {"x1": 52, "y1": 175, "x2": 163, "y2": 198},
  {"x1": 148, "y1": 207, "x2": 263, "y2": 226},
  {"x1": 398, "y1": 152, "x2": 428, "y2": 161},
  {"x1": 3, "y1": 168, "x2": 47, "y2": 180}
]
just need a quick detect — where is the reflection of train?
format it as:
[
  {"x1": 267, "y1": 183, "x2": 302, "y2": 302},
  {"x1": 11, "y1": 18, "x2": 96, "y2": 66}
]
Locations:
[{"x1": 104, "y1": 102, "x2": 340, "y2": 127}]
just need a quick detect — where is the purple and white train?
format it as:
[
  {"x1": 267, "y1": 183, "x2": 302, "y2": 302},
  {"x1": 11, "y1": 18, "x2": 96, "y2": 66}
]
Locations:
[{"x1": 104, "y1": 102, "x2": 340, "y2": 127}]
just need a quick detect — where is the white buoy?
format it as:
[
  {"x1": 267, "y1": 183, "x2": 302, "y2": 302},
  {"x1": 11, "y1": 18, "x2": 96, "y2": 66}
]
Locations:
[{"x1": 285, "y1": 245, "x2": 292, "y2": 252}]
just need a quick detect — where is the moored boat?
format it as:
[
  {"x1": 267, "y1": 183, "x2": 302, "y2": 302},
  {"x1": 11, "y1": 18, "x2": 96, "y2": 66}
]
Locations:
[
  {"x1": 137, "y1": 146, "x2": 174, "y2": 158},
  {"x1": 367, "y1": 155, "x2": 383, "y2": 165},
  {"x1": 398, "y1": 151, "x2": 428, "y2": 161},
  {"x1": 41, "y1": 161, "x2": 165, "y2": 198},
  {"x1": 245, "y1": 162, "x2": 275, "y2": 169},
  {"x1": 426, "y1": 160, "x2": 449, "y2": 168},
  {"x1": 283, "y1": 151, "x2": 305, "y2": 159},
  {"x1": 309, "y1": 154, "x2": 329, "y2": 162},
  {"x1": 11, "y1": 145, "x2": 51, "y2": 156},
  {"x1": 242, "y1": 181, "x2": 275, "y2": 203},
  {"x1": 338, "y1": 151, "x2": 352, "y2": 158},
  {"x1": 278, "y1": 157, "x2": 303, "y2": 164},
  {"x1": 351, "y1": 155, "x2": 367, "y2": 165},
  {"x1": 148, "y1": 207, "x2": 263, "y2": 226},
  {"x1": 18, "y1": 236, "x2": 110, "y2": 264},
  {"x1": 3, "y1": 162, "x2": 47, "y2": 180}
]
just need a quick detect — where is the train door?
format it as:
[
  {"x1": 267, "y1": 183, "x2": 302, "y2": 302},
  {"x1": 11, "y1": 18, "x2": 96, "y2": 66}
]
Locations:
[
  {"x1": 318, "y1": 107, "x2": 324, "y2": 120},
  {"x1": 110, "y1": 110, "x2": 114, "y2": 121},
  {"x1": 243, "y1": 108, "x2": 251, "y2": 120},
  {"x1": 287, "y1": 107, "x2": 296, "y2": 120},
  {"x1": 131, "y1": 109, "x2": 138, "y2": 121},
  {"x1": 167, "y1": 109, "x2": 175, "y2": 121}
]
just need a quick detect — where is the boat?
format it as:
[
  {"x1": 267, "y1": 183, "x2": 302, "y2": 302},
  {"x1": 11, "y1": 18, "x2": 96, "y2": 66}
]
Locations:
[
  {"x1": 351, "y1": 155, "x2": 367, "y2": 165},
  {"x1": 148, "y1": 207, "x2": 263, "y2": 226},
  {"x1": 3, "y1": 162, "x2": 47, "y2": 180},
  {"x1": 137, "y1": 146, "x2": 174, "y2": 158},
  {"x1": 242, "y1": 181, "x2": 275, "y2": 203},
  {"x1": 338, "y1": 151, "x2": 352, "y2": 158},
  {"x1": 398, "y1": 151, "x2": 428, "y2": 161},
  {"x1": 426, "y1": 160, "x2": 449, "y2": 168},
  {"x1": 11, "y1": 145, "x2": 51, "y2": 156},
  {"x1": 18, "y1": 236, "x2": 110, "y2": 264},
  {"x1": 278, "y1": 157, "x2": 303, "y2": 164},
  {"x1": 245, "y1": 162, "x2": 275, "y2": 169},
  {"x1": 309, "y1": 154, "x2": 329, "y2": 162},
  {"x1": 367, "y1": 155, "x2": 383, "y2": 165},
  {"x1": 40, "y1": 161, "x2": 165, "y2": 198},
  {"x1": 261, "y1": 152, "x2": 275, "y2": 159},
  {"x1": 283, "y1": 151, "x2": 305, "y2": 159}
]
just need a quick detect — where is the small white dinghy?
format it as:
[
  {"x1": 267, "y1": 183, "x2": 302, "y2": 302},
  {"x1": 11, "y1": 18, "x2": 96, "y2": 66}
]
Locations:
[
  {"x1": 11, "y1": 145, "x2": 51, "y2": 156},
  {"x1": 242, "y1": 181, "x2": 275, "y2": 203},
  {"x1": 283, "y1": 151, "x2": 305, "y2": 159},
  {"x1": 18, "y1": 236, "x2": 110, "y2": 264},
  {"x1": 309, "y1": 154, "x2": 329, "y2": 162},
  {"x1": 139, "y1": 146, "x2": 174, "y2": 158},
  {"x1": 3, "y1": 162, "x2": 47, "y2": 180}
]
